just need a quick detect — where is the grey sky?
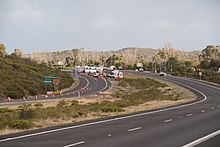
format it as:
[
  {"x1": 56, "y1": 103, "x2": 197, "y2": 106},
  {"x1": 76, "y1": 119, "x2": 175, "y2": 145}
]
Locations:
[{"x1": 0, "y1": 0, "x2": 219, "y2": 54}]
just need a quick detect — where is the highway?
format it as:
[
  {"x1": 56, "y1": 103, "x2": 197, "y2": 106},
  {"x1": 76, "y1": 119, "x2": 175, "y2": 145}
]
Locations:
[
  {"x1": 0, "y1": 73, "x2": 111, "y2": 105},
  {"x1": 0, "y1": 71, "x2": 220, "y2": 146}
]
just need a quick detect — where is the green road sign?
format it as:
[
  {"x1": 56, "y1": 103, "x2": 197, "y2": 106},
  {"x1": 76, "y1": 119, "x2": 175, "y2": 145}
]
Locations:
[
  {"x1": 43, "y1": 81, "x2": 52, "y2": 85},
  {"x1": 43, "y1": 76, "x2": 60, "y2": 85}
]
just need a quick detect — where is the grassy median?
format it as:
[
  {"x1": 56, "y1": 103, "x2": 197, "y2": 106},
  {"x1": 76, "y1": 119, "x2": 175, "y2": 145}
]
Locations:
[{"x1": 0, "y1": 74, "x2": 196, "y2": 135}]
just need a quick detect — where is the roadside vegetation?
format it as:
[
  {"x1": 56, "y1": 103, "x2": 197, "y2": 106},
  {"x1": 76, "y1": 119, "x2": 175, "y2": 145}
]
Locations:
[
  {"x1": 141, "y1": 45, "x2": 220, "y2": 85},
  {"x1": 0, "y1": 55, "x2": 74, "y2": 100},
  {"x1": 0, "y1": 74, "x2": 194, "y2": 134}
]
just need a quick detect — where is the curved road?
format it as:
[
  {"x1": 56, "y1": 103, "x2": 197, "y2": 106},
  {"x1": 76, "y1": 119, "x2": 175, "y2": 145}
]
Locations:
[
  {"x1": 0, "y1": 71, "x2": 220, "y2": 146},
  {"x1": 0, "y1": 73, "x2": 111, "y2": 105}
]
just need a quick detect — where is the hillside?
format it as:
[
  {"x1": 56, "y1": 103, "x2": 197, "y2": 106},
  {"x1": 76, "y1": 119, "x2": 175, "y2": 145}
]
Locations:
[
  {"x1": 0, "y1": 55, "x2": 74, "y2": 100},
  {"x1": 24, "y1": 47, "x2": 201, "y2": 66}
]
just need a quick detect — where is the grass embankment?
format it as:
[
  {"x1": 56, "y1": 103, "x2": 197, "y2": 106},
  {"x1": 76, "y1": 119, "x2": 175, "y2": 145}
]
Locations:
[
  {"x1": 0, "y1": 55, "x2": 74, "y2": 100},
  {"x1": 0, "y1": 74, "x2": 196, "y2": 135}
]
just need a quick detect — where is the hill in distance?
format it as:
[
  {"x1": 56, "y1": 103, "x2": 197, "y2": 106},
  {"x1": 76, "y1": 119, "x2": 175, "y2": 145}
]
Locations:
[{"x1": 24, "y1": 47, "x2": 201, "y2": 65}]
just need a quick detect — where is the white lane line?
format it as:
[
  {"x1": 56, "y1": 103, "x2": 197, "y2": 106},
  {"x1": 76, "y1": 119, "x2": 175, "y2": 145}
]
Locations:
[
  {"x1": 76, "y1": 76, "x2": 90, "y2": 92},
  {"x1": 187, "y1": 114, "x2": 192, "y2": 117},
  {"x1": 0, "y1": 80, "x2": 208, "y2": 143},
  {"x1": 164, "y1": 119, "x2": 173, "y2": 123},
  {"x1": 128, "y1": 127, "x2": 141, "y2": 132},
  {"x1": 211, "y1": 107, "x2": 214, "y2": 110},
  {"x1": 100, "y1": 77, "x2": 108, "y2": 92},
  {"x1": 201, "y1": 110, "x2": 206, "y2": 113},
  {"x1": 63, "y1": 141, "x2": 85, "y2": 147},
  {"x1": 183, "y1": 130, "x2": 220, "y2": 147}
]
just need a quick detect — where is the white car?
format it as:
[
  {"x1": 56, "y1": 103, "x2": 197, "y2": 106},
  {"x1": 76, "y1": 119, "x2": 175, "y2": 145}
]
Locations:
[
  {"x1": 159, "y1": 72, "x2": 166, "y2": 76},
  {"x1": 139, "y1": 68, "x2": 144, "y2": 72}
]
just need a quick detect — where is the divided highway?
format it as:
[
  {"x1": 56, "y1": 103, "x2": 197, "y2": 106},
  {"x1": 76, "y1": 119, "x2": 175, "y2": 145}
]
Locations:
[
  {"x1": 0, "y1": 73, "x2": 111, "y2": 105},
  {"x1": 1, "y1": 71, "x2": 220, "y2": 147}
]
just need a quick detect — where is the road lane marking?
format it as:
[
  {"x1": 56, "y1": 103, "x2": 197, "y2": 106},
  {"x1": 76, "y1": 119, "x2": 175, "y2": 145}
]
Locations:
[
  {"x1": 63, "y1": 141, "x2": 85, "y2": 147},
  {"x1": 218, "y1": 105, "x2": 220, "y2": 108},
  {"x1": 0, "y1": 80, "x2": 207, "y2": 143},
  {"x1": 100, "y1": 77, "x2": 108, "y2": 92},
  {"x1": 201, "y1": 110, "x2": 206, "y2": 113},
  {"x1": 187, "y1": 114, "x2": 192, "y2": 117},
  {"x1": 183, "y1": 130, "x2": 220, "y2": 147},
  {"x1": 128, "y1": 127, "x2": 141, "y2": 132},
  {"x1": 211, "y1": 107, "x2": 214, "y2": 110},
  {"x1": 164, "y1": 119, "x2": 173, "y2": 123}
]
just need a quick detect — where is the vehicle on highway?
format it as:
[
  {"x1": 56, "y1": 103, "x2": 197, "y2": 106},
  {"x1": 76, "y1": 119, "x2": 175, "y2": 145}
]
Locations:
[
  {"x1": 107, "y1": 70, "x2": 123, "y2": 79},
  {"x1": 84, "y1": 65, "x2": 97, "y2": 73},
  {"x1": 138, "y1": 68, "x2": 144, "y2": 72},
  {"x1": 159, "y1": 72, "x2": 166, "y2": 76},
  {"x1": 135, "y1": 68, "x2": 144, "y2": 72},
  {"x1": 53, "y1": 91, "x2": 62, "y2": 95},
  {"x1": 93, "y1": 72, "x2": 100, "y2": 77}
]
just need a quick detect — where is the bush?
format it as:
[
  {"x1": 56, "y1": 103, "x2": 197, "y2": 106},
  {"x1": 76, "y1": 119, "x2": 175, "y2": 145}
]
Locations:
[
  {"x1": 19, "y1": 104, "x2": 35, "y2": 120},
  {"x1": 8, "y1": 120, "x2": 32, "y2": 129},
  {"x1": 0, "y1": 120, "x2": 32, "y2": 129}
]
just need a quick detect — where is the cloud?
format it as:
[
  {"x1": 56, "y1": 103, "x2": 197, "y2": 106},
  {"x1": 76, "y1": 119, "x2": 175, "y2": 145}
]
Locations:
[{"x1": 0, "y1": 0, "x2": 219, "y2": 53}]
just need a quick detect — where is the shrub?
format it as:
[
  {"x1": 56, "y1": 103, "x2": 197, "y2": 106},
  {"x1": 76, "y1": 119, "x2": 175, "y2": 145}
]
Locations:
[
  {"x1": 8, "y1": 120, "x2": 32, "y2": 129},
  {"x1": 19, "y1": 104, "x2": 35, "y2": 120}
]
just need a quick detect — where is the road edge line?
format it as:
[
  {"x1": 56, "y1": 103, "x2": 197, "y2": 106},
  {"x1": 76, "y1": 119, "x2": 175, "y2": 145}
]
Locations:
[{"x1": 183, "y1": 130, "x2": 220, "y2": 147}]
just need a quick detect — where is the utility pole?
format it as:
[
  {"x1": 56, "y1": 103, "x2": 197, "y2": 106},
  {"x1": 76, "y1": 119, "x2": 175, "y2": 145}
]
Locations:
[{"x1": 110, "y1": 50, "x2": 113, "y2": 66}]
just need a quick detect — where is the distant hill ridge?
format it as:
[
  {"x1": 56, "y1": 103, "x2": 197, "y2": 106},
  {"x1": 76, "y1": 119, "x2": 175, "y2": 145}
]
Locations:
[{"x1": 24, "y1": 47, "x2": 201, "y2": 65}]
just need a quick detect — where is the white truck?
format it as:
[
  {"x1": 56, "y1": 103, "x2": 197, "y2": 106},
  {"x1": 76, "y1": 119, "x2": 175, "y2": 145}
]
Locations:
[{"x1": 108, "y1": 70, "x2": 123, "y2": 79}]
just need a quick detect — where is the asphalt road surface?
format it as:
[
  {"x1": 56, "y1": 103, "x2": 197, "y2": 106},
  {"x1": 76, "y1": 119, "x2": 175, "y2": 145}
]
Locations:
[
  {"x1": 0, "y1": 73, "x2": 111, "y2": 106},
  {"x1": 0, "y1": 71, "x2": 220, "y2": 147}
]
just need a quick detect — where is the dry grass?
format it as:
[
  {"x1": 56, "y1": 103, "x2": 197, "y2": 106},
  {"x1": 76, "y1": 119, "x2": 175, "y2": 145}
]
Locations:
[{"x1": 0, "y1": 74, "x2": 197, "y2": 135}]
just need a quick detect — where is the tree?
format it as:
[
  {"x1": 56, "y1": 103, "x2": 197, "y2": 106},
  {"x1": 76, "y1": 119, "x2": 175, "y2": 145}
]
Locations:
[
  {"x1": 72, "y1": 49, "x2": 79, "y2": 66},
  {"x1": 0, "y1": 44, "x2": 6, "y2": 57},
  {"x1": 201, "y1": 45, "x2": 220, "y2": 60}
]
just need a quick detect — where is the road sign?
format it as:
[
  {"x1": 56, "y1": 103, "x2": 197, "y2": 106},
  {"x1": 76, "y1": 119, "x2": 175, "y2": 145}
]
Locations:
[
  {"x1": 52, "y1": 78, "x2": 61, "y2": 86},
  {"x1": 43, "y1": 80, "x2": 52, "y2": 85},
  {"x1": 43, "y1": 76, "x2": 59, "y2": 85},
  {"x1": 43, "y1": 76, "x2": 59, "y2": 80}
]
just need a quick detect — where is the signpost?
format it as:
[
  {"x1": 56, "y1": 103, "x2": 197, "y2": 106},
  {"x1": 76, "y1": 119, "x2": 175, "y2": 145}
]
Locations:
[
  {"x1": 199, "y1": 72, "x2": 202, "y2": 80},
  {"x1": 42, "y1": 76, "x2": 61, "y2": 94}
]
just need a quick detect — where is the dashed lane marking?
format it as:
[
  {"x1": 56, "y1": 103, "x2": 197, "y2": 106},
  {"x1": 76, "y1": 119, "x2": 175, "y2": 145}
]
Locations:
[
  {"x1": 187, "y1": 114, "x2": 192, "y2": 117},
  {"x1": 164, "y1": 119, "x2": 173, "y2": 123},
  {"x1": 201, "y1": 110, "x2": 206, "y2": 113},
  {"x1": 63, "y1": 141, "x2": 85, "y2": 147},
  {"x1": 128, "y1": 127, "x2": 142, "y2": 132}
]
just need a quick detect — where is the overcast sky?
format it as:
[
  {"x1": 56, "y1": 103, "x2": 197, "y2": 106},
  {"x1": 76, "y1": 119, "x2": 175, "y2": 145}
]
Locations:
[{"x1": 0, "y1": 0, "x2": 219, "y2": 54}]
